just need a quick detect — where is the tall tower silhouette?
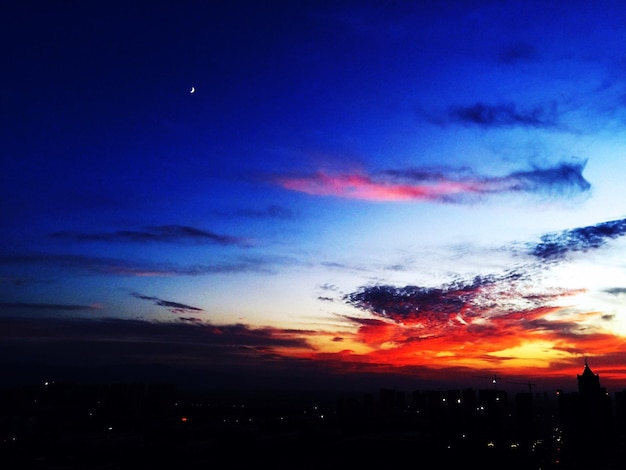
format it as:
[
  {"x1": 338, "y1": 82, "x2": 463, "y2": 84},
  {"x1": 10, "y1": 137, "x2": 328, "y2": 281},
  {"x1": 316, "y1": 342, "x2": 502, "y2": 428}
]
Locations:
[
  {"x1": 577, "y1": 357, "x2": 602, "y2": 395},
  {"x1": 559, "y1": 359, "x2": 614, "y2": 468}
]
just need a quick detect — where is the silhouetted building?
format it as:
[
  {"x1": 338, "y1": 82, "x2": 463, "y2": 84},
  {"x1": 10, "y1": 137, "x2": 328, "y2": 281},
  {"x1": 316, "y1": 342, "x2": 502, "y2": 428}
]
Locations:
[
  {"x1": 614, "y1": 388, "x2": 626, "y2": 433},
  {"x1": 515, "y1": 391, "x2": 534, "y2": 445},
  {"x1": 558, "y1": 360, "x2": 614, "y2": 468},
  {"x1": 379, "y1": 387, "x2": 405, "y2": 411}
]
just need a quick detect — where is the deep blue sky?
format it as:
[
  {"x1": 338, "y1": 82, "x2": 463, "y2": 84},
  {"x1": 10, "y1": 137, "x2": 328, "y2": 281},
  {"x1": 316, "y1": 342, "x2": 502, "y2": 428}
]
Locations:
[{"x1": 3, "y1": 0, "x2": 626, "y2": 392}]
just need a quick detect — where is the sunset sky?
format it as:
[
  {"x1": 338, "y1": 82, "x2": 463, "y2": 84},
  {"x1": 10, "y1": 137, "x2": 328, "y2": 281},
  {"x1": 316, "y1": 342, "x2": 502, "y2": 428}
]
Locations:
[{"x1": 3, "y1": 0, "x2": 626, "y2": 393}]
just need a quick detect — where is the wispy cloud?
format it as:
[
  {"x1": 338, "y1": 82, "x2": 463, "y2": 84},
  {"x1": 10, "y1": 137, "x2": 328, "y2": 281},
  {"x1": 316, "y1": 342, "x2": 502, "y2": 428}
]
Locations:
[
  {"x1": 0, "y1": 252, "x2": 285, "y2": 277},
  {"x1": 0, "y1": 317, "x2": 309, "y2": 351},
  {"x1": 322, "y1": 215, "x2": 626, "y2": 384},
  {"x1": 276, "y1": 160, "x2": 590, "y2": 202},
  {"x1": 336, "y1": 275, "x2": 612, "y2": 382},
  {"x1": 530, "y1": 217, "x2": 626, "y2": 260},
  {"x1": 427, "y1": 101, "x2": 560, "y2": 128},
  {"x1": 0, "y1": 253, "x2": 172, "y2": 277},
  {"x1": 130, "y1": 292, "x2": 204, "y2": 314},
  {"x1": 234, "y1": 205, "x2": 295, "y2": 219},
  {"x1": 498, "y1": 42, "x2": 538, "y2": 65},
  {"x1": 344, "y1": 272, "x2": 575, "y2": 325},
  {"x1": 50, "y1": 225, "x2": 252, "y2": 247},
  {"x1": 346, "y1": 215, "x2": 626, "y2": 325},
  {"x1": 603, "y1": 287, "x2": 626, "y2": 296},
  {"x1": 0, "y1": 316, "x2": 319, "y2": 389},
  {"x1": 0, "y1": 302, "x2": 101, "y2": 312},
  {"x1": 0, "y1": 276, "x2": 37, "y2": 287}
]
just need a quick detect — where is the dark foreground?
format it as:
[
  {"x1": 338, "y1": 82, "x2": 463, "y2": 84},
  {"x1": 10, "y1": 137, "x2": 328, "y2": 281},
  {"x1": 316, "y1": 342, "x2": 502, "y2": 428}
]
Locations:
[{"x1": 2, "y1": 382, "x2": 626, "y2": 469}]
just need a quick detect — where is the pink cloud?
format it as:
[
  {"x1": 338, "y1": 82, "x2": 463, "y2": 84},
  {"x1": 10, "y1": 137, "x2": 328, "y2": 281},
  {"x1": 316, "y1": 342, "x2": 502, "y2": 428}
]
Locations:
[
  {"x1": 277, "y1": 160, "x2": 591, "y2": 203},
  {"x1": 279, "y1": 171, "x2": 484, "y2": 202}
]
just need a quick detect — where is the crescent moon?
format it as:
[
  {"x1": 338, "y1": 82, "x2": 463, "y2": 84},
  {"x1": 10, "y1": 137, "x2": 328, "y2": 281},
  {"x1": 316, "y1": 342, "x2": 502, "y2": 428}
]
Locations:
[{"x1": 190, "y1": 86, "x2": 195, "y2": 94}]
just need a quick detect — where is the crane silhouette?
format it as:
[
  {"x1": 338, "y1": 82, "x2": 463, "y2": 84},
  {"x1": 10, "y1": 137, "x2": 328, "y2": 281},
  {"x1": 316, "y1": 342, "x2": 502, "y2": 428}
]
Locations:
[{"x1": 509, "y1": 381, "x2": 536, "y2": 393}]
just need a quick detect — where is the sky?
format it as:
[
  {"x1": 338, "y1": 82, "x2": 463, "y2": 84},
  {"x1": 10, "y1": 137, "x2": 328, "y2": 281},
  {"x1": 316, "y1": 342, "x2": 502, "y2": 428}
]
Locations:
[{"x1": 3, "y1": 0, "x2": 626, "y2": 393}]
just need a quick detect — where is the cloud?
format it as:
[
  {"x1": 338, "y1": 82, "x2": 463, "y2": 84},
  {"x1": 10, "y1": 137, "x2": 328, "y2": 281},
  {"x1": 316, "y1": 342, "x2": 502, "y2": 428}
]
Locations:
[
  {"x1": 0, "y1": 302, "x2": 101, "y2": 312},
  {"x1": 0, "y1": 252, "x2": 285, "y2": 277},
  {"x1": 0, "y1": 316, "x2": 327, "y2": 390},
  {"x1": 346, "y1": 283, "x2": 473, "y2": 320},
  {"x1": 178, "y1": 317, "x2": 204, "y2": 323},
  {"x1": 342, "y1": 215, "x2": 626, "y2": 339},
  {"x1": 50, "y1": 225, "x2": 252, "y2": 247},
  {"x1": 343, "y1": 271, "x2": 571, "y2": 324},
  {"x1": 0, "y1": 315, "x2": 479, "y2": 392},
  {"x1": 131, "y1": 292, "x2": 204, "y2": 314},
  {"x1": 234, "y1": 205, "x2": 295, "y2": 219},
  {"x1": 501, "y1": 160, "x2": 590, "y2": 197},
  {"x1": 0, "y1": 317, "x2": 312, "y2": 355},
  {"x1": 337, "y1": 282, "x2": 608, "y2": 384},
  {"x1": 0, "y1": 299, "x2": 622, "y2": 391},
  {"x1": 531, "y1": 217, "x2": 626, "y2": 260},
  {"x1": 327, "y1": 214, "x2": 626, "y2": 386},
  {"x1": 424, "y1": 101, "x2": 559, "y2": 129},
  {"x1": 603, "y1": 287, "x2": 626, "y2": 296},
  {"x1": 498, "y1": 42, "x2": 538, "y2": 64},
  {"x1": 276, "y1": 159, "x2": 590, "y2": 202},
  {"x1": 0, "y1": 276, "x2": 38, "y2": 287}
]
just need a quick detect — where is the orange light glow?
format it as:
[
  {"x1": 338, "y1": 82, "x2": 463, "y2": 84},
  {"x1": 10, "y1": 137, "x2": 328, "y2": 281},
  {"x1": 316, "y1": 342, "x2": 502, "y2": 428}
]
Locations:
[{"x1": 267, "y1": 300, "x2": 626, "y2": 388}]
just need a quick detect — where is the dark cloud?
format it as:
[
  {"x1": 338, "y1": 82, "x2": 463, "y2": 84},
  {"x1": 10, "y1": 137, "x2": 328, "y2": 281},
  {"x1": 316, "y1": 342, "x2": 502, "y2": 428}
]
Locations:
[
  {"x1": 603, "y1": 287, "x2": 626, "y2": 296},
  {"x1": 0, "y1": 276, "x2": 35, "y2": 286},
  {"x1": 344, "y1": 269, "x2": 579, "y2": 326},
  {"x1": 501, "y1": 160, "x2": 590, "y2": 197},
  {"x1": 346, "y1": 283, "x2": 470, "y2": 320},
  {"x1": 50, "y1": 225, "x2": 251, "y2": 247},
  {"x1": 0, "y1": 317, "x2": 310, "y2": 356},
  {"x1": 498, "y1": 42, "x2": 538, "y2": 64},
  {"x1": 321, "y1": 261, "x2": 348, "y2": 269},
  {"x1": 531, "y1": 217, "x2": 626, "y2": 260},
  {"x1": 235, "y1": 205, "x2": 295, "y2": 219},
  {"x1": 427, "y1": 101, "x2": 559, "y2": 128},
  {"x1": 383, "y1": 159, "x2": 590, "y2": 201},
  {"x1": 178, "y1": 317, "x2": 204, "y2": 323},
  {"x1": 130, "y1": 292, "x2": 203, "y2": 314},
  {"x1": 0, "y1": 316, "x2": 320, "y2": 390},
  {"x1": 0, "y1": 252, "x2": 284, "y2": 277},
  {"x1": 0, "y1": 302, "x2": 100, "y2": 312},
  {"x1": 278, "y1": 158, "x2": 590, "y2": 204},
  {"x1": 345, "y1": 275, "x2": 504, "y2": 322},
  {"x1": 0, "y1": 253, "x2": 118, "y2": 270}
]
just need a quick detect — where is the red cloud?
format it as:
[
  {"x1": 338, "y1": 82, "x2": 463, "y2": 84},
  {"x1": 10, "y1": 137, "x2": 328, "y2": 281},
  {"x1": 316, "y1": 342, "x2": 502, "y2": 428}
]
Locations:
[{"x1": 288, "y1": 302, "x2": 626, "y2": 390}]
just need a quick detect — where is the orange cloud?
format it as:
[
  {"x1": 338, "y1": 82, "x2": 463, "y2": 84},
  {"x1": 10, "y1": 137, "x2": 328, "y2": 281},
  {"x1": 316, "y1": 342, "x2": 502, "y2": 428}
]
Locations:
[{"x1": 280, "y1": 303, "x2": 626, "y2": 389}]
